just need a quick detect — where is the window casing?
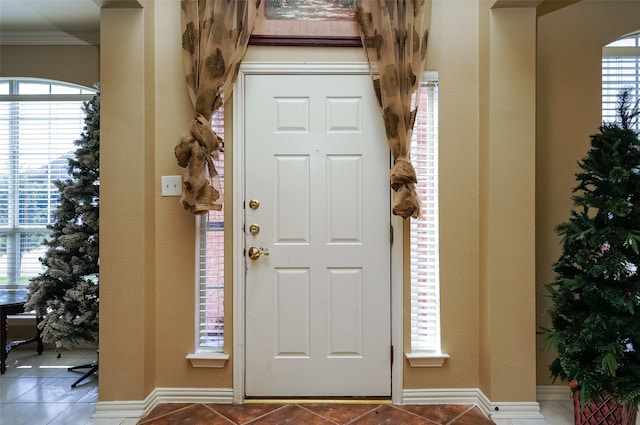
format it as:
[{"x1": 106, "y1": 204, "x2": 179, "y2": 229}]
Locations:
[
  {"x1": 0, "y1": 79, "x2": 95, "y2": 290},
  {"x1": 409, "y1": 76, "x2": 441, "y2": 352},
  {"x1": 195, "y1": 80, "x2": 440, "y2": 355},
  {"x1": 603, "y1": 31, "x2": 640, "y2": 131},
  {"x1": 196, "y1": 110, "x2": 225, "y2": 352}
]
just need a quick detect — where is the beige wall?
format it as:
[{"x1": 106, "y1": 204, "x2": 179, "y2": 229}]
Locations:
[
  {"x1": 0, "y1": 45, "x2": 99, "y2": 87},
  {"x1": 404, "y1": 1, "x2": 539, "y2": 404},
  {"x1": 8, "y1": 0, "x2": 640, "y2": 406},
  {"x1": 100, "y1": 5, "x2": 154, "y2": 400},
  {"x1": 483, "y1": 4, "x2": 538, "y2": 403},
  {"x1": 404, "y1": 0, "x2": 483, "y2": 392},
  {"x1": 536, "y1": 1, "x2": 640, "y2": 386},
  {"x1": 97, "y1": 0, "x2": 540, "y2": 403}
]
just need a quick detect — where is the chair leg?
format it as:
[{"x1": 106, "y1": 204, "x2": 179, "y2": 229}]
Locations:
[{"x1": 68, "y1": 360, "x2": 98, "y2": 388}]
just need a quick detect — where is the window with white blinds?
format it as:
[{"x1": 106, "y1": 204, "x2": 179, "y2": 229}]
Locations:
[
  {"x1": 603, "y1": 31, "x2": 640, "y2": 130},
  {"x1": 196, "y1": 81, "x2": 439, "y2": 354},
  {"x1": 0, "y1": 79, "x2": 95, "y2": 290},
  {"x1": 196, "y1": 109, "x2": 225, "y2": 352},
  {"x1": 409, "y1": 77, "x2": 440, "y2": 352}
]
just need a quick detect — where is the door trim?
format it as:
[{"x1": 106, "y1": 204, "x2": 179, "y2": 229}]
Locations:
[{"x1": 232, "y1": 62, "x2": 404, "y2": 404}]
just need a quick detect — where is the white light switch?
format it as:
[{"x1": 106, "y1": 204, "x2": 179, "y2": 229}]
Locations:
[{"x1": 161, "y1": 175, "x2": 182, "y2": 196}]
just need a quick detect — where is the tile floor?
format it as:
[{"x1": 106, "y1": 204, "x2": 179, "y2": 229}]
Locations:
[
  {"x1": 0, "y1": 347, "x2": 575, "y2": 425},
  {"x1": 139, "y1": 402, "x2": 496, "y2": 424}
]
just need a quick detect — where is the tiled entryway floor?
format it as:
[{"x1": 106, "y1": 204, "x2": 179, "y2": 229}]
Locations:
[
  {"x1": 138, "y1": 402, "x2": 494, "y2": 424},
  {"x1": 1, "y1": 346, "x2": 575, "y2": 425}
]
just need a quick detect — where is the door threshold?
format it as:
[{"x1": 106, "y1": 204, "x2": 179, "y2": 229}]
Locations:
[{"x1": 243, "y1": 397, "x2": 392, "y2": 405}]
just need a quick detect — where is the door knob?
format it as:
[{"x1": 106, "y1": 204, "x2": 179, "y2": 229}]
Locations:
[{"x1": 248, "y1": 246, "x2": 269, "y2": 260}]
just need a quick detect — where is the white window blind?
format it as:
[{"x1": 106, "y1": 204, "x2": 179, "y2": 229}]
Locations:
[
  {"x1": 0, "y1": 79, "x2": 95, "y2": 289},
  {"x1": 196, "y1": 109, "x2": 225, "y2": 352},
  {"x1": 603, "y1": 32, "x2": 640, "y2": 131},
  {"x1": 409, "y1": 78, "x2": 440, "y2": 352},
  {"x1": 196, "y1": 82, "x2": 439, "y2": 354}
]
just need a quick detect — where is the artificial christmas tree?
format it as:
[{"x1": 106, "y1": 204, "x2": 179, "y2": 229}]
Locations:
[
  {"x1": 543, "y1": 90, "x2": 640, "y2": 424},
  {"x1": 25, "y1": 89, "x2": 100, "y2": 360}
]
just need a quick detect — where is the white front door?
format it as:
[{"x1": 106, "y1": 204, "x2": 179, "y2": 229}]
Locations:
[{"x1": 243, "y1": 72, "x2": 391, "y2": 397}]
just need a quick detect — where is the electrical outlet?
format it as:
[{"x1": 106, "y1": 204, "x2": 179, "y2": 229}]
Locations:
[{"x1": 161, "y1": 175, "x2": 182, "y2": 196}]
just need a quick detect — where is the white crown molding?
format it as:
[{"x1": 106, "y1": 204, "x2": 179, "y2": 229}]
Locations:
[
  {"x1": 0, "y1": 31, "x2": 99, "y2": 46},
  {"x1": 97, "y1": 0, "x2": 142, "y2": 8}
]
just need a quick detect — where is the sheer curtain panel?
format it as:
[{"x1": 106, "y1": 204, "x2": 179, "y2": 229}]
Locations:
[
  {"x1": 355, "y1": 0, "x2": 432, "y2": 219},
  {"x1": 176, "y1": 0, "x2": 262, "y2": 215}
]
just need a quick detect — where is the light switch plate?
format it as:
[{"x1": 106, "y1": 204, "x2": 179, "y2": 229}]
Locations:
[{"x1": 161, "y1": 175, "x2": 182, "y2": 196}]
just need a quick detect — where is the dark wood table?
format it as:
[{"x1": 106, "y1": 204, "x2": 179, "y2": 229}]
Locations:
[{"x1": 1, "y1": 289, "x2": 43, "y2": 374}]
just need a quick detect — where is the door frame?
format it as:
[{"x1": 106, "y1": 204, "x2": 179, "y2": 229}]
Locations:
[{"x1": 232, "y1": 62, "x2": 404, "y2": 404}]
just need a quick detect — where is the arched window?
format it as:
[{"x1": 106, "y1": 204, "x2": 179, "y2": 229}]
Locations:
[
  {"x1": 603, "y1": 31, "x2": 640, "y2": 130},
  {"x1": 0, "y1": 78, "x2": 96, "y2": 291}
]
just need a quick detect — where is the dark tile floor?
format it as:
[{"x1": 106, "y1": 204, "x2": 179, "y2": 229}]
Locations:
[{"x1": 137, "y1": 402, "x2": 496, "y2": 425}]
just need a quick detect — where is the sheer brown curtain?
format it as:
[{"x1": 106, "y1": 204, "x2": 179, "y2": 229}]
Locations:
[
  {"x1": 356, "y1": 0, "x2": 431, "y2": 219},
  {"x1": 176, "y1": 0, "x2": 262, "y2": 215}
]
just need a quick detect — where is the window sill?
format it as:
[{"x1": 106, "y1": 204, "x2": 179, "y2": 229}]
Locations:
[
  {"x1": 405, "y1": 351, "x2": 450, "y2": 368},
  {"x1": 186, "y1": 351, "x2": 229, "y2": 368},
  {"x1": 7, "y1": 313, "x2": 37, "y2": 326}
]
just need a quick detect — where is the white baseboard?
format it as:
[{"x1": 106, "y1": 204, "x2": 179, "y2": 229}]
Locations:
[
  {"x1": 93, "y1": 387, "x2": 234, "y2": 419},
  {"x1": 402, "y1": 388, "x2": 544, "y2": 419},
  {"x1": 536, "y1": 384, "x2": 572, "y2": 401},
  {"x1": 92, "y1": 399, "x2": 148, "y2": 419},
  {"x1": 94, "y1": 386, "x2": 559, "y2": 420},
  {"x1": 487, "y1": 402, "x2": 545, "y2": 419},
  {"x1": 402, "y1": 388, "x2": 484, "y2": 406},
  {"x1": 149, "y1": 387, "x2": 234, "y2": 405}
]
